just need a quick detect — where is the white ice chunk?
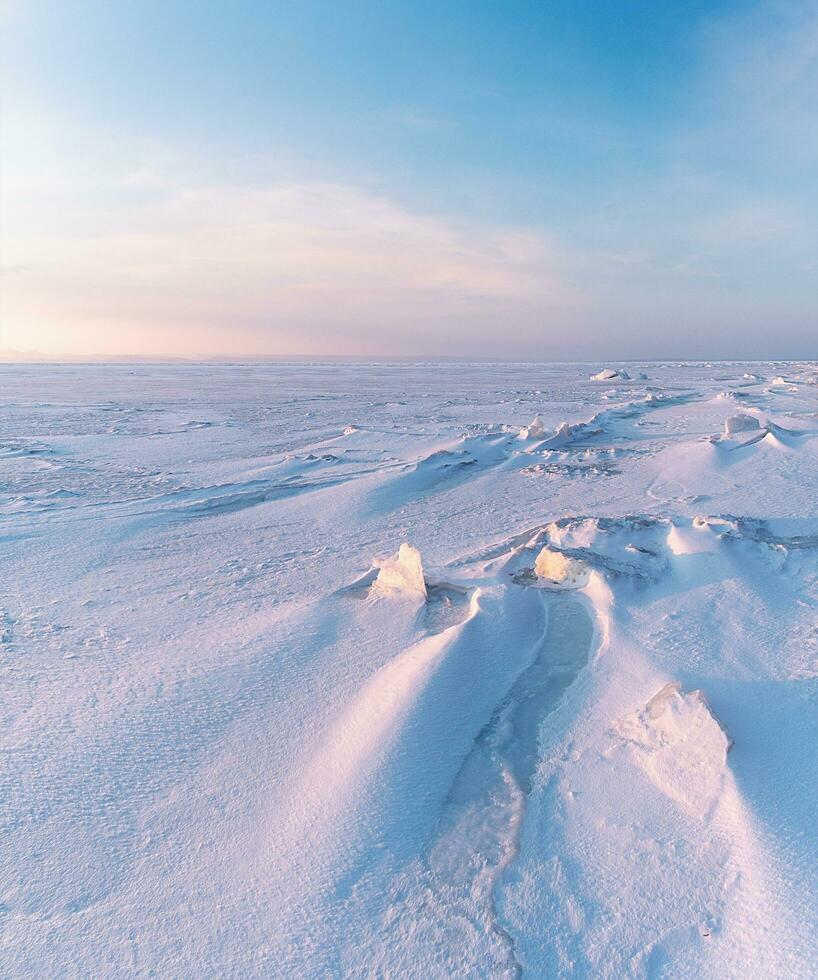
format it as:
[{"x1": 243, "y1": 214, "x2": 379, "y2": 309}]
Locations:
[
  {"x1": 534, "y1": 547, "x2": 590, "y2": 588},
  {"x1": 591, "y1": 368, "x2": 619, "y2": 381},
  {"x1": 519, "y1": 415, "x2": 545, "y2": 439},
  {"x1": 373, "y1": 544, "x2": 427, "y2": 600},
  {"x1": 723, "y1": 413, "x2": 761, "y2": 436},
  {"x1": 614, "y1": 682, "x2": 731, "y2": 817}
]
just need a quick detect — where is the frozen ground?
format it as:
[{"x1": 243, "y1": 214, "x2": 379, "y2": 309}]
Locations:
[{"x1": 1, "y1": 360, "x2": 817, "y2": 978}]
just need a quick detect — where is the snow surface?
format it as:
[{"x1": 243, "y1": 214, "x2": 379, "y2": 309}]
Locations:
[{"x1": 1, "y1": 360, "x2": 817, "y2": 977}]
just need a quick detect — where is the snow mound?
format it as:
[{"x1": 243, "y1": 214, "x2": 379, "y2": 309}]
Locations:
[
  {"x1": 534, "y1": 546, "x2": 590, "y2": 588},
  {"x1": 591, "y1": 368, "x2": 630, "y2": 381},
  {"x1": 723, "y1": 413, "x2": 761, "y2": 437},
  {"x1": 373, "y1": 544, "x2": 427, "y2": 600},
  {"x1": 519, "y1": 415, "x2": 545, "y2": 439},
  {"x1": 769, "y1": 376, "x2": 799, "y2": 393},
  {"x1": 539, "y1": 421, "x2": 573, "y2": 449},
  {"x1": 614, "y1": 682, "x2": 731, "y2": 817},
  {"x1": 665, "y1": 517, "x2": 730, "y2": 555}
]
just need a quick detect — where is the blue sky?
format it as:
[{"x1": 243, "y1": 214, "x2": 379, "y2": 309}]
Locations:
[{"x1": 2, "y1": 0, "x2": 817, "y2": 357}]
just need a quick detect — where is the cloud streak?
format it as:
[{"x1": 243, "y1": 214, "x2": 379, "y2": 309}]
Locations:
[{"x1": 2, "y1": 172, "x2": 585, "y2": 356}]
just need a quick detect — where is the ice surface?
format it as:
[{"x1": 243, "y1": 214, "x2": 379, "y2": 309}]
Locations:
[{"x1": 1, "y1": 360, "x2": 817, "y2": 978}]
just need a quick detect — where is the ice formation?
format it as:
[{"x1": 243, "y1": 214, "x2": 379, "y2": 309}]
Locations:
[
  {"x1": 541, "y1": 421, "x2": 574, "y2": 448},
  {"x1": 534, "y1": 546, "x2": 590, "y2": 588},
  {"x1": 372, "y1": 543, "x2": 427, "y2": 599},
  {"x1": 519, "y1": 415, "x2": 545, "y2": 439},
  {"x1": 591, "y1": 368, "x2": 630, "y2": 381},
  {"x1": 615, "y1": 682, "x2": 731, "y2": 817},
  {"x1": 723, "y1": 413, "x2": 761, "y2": 437}
]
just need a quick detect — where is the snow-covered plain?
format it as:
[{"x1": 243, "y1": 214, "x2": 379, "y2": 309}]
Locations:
[{"x1": 2, "y1": 360, "x2": 817, "y2": 978}]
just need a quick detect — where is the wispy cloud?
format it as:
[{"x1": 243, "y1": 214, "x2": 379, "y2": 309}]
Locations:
[{"x1": 2, "y1": 159, "x2": 584, "y2": 355}]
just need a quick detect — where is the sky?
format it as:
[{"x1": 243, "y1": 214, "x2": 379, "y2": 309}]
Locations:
[{"x1": 1, "y1": 0, "x2": 817, "y2": 359}]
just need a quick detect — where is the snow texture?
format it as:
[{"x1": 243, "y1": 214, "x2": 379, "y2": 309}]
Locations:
[{"x1": 1, "y1": 359, "x2": 817, "y2": 978}]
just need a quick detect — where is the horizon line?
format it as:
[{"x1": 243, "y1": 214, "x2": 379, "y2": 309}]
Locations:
[{"x1": 1, "y1": 350, "x2": 816, "y2": 366}]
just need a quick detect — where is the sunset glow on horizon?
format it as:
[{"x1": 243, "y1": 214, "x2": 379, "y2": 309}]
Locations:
[{"x1": 2, "y1": 0, "x2": 818, "y2": 359}]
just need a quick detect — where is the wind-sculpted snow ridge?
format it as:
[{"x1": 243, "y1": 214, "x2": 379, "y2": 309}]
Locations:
[
  {"x1": 294, "y1": 531, "x2": 601, "y2": 978},
  {"x1": 2, "y1": 361, "x2": 817, "y2": 978},
  {"x1": 421, "y1": 594, "x2": 596, "y2": 977},
  {"x1": 357, "y1": 388, "x2": 711, "y2": 517}
]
